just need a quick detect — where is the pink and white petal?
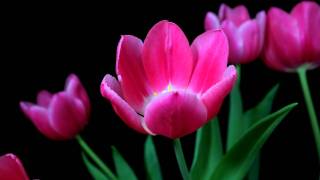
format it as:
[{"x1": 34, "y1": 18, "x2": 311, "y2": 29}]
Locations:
[
  {"x1": 291, "y1": 1, "x2": 320, "y2": 64},
  {"x1": 0, "y1": 154, "x2": 29, "y2": 180},
  {"x1": 189, "y1": 29, "x2": 228, "y2": 93},
  {"x1": 20, "y1": 102, "x2": 63, "y2": 140},
  {"x1": 221, "y1": 21, "x2": 244, "y2": 63},
  {"x1": 266, "y1": 7, "x2": 303, "y2": 69},
  {"x1": 204, "y1": 12, "x2": 220, "y2": 31},
  {"x1": 65, "y1": 74, "x2": 90, "y2": 113},
  {"x1": 144, "y1": 91, "x2": 207, "y2": 139},
  {"x1": 49, "y1": 92, "x2": 87, "y2": 139},
  {"x1": 142, "y1": 20, "x2": 194, "y2": 92},
  {"x1": 201, "y1": 65, "x2": 237, "y2": 119},
  {"x1": 116, "y1": 35, "x2": 152, "y2": 114},
  {"x1": 237, "y1": 20, "x2": 260, "y2": 63},
  {"x1": 36, "y1": 90, "x2": 52, "y2": 108},
  {"x1": 256, "y1": 11, "x2": 266, "y2": 54},
  {"x1": 219, "y1": 4, "x2": 250, "y2": 26},
  {"x1": 100, "y1": 74, "x2": 147, "y2": 134}
]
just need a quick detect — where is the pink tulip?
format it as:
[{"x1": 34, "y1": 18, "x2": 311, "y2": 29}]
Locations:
[
  {"x1": 205, "y1": 4, "x2": 266, "y2": 64},
  {"x1": 262, "y1": 1, "x2": 320, "y2": 71},
  {"x1": 0, "y1": 154, "x2": 29, "y2": 180},
  {"x1": 101, "y1": 20, "x2": 237, "y2": 139},
  {"x1": 20, "y1": 74, "x2": 90, "y2": 140}
]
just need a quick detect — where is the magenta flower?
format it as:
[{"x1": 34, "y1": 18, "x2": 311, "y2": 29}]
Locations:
[
  {"x1": 101, "y1": 20, "x2": 237, "y2": 139},
  {"x1": 20, "y1": 74, "x2": 90, "y2": 140},
  {"x1": 205, "y1": 4, "x2": 266, "y2": 64},
  {"x1": 0, "y1": 154, "x2": 29, "y2": 180},
  {"x1": 262, "y1": 1, "x2": 320, "y2": 71}
]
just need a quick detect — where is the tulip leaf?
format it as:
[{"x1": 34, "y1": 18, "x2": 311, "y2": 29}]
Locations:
[
  {"x1": 190, "y1": 118, "x2": 223, "y2": 180},
  {"x1": 209, "y1": 102, "x2": 298, "y2": 180},
  {"x1": 144, "y1": 136, "x2": 163, "y2": 180},
  {"x1": 244, "y1": 84, "x2": 278, "y2": 180},
  {"x1": 244, "y1": 84, "x2": 279, "y2": 128},
  {"x1": 82, "y1": 152, "x2": 109, "y2": 180},
  {"x1": 227, "y1": 66, "x2": 244, "y2": 150},
  {"x1": 112, "y1": 146, "x2": 137, "y2": 180}
]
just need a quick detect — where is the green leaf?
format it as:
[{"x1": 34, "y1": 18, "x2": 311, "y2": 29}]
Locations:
[
  {"x1": 244, "y1": 84, "x2": 278, "y2": 180},
  {"x1": 144, "y1": 136, "x2": 163, "y2": 180},
  {"x1": 244, "y1": 84, "x2": 279, "y2": 128},
  {"x1": 209, "y1": 103, "x2": 298, "y2": 180},
  {"x1": 82, "y1": 152, "x2": 110, "y2": 180},
  {"x1": 190, "y1": 118, "x2": 223, "y2": 180},
  {"x1": 112, "y1": 146, "x2": 137, "y2": 180},
  {"x1": 227, "y1": 66, "x2": 244, "y2": 150}
]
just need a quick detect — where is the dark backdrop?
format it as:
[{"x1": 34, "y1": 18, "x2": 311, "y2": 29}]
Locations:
[{"x1": 2, "y1": 0, "x2": 320, "y2": 179}]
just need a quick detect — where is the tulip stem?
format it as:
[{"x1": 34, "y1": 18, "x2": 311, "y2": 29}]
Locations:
[
  {"x1": 76, "y1": 135, "x2": 117, "y2": 180},
  {"x1": 173, "y1": 139, "x2": 190, "y2": 180},
  {"x1": 297, "y1": 67, "x2": 320, "y2": 160}
]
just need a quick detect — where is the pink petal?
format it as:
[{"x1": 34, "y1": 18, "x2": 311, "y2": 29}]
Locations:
[
  {"x1": 65, "y1": 74, "x2": 90, "y2": 113},
  {"x1": 237, "y1": 20, "x2": 260, "y2": 63},
  {"x1": 20, "y1": 102, "x2": 62, "y2": 140},
  {"x1": 256, "y1": 11, "x2": 266, "y2": 55},
  {"x1": 291, "y1": 1, "x2": 320, "y2": 65},
  {"x1": 49, "y1": 92, "x2": 88, "y2": 139},
  {"x1": 0, "y1": 154, "x2": 29, "y2": 180},
  {"x1": 221, "y1": 21, "x2": 243, "y2": 63},
  {"x1": 116, "y1": 35, "x2": 152, "y2": 114},
  {"x1": 142, "y1": 20, "x2": 194, "y2": 92},
  {"x1": 189, "y1": 30, "x2": 228, "y2": 93},
  {"x1": 204, "y1": 12, "x2": 220, "y2": 31},
  {"x1": 201, "y1": 65, "x2": 237, "y2": 119},
  {"x1": 100, "y1": 74, "x2": 147, "y2": 134},
  {"x1": 144, "y1": 91, "x2": 207, "y2": 139},
  {"x1": 219, "y1": 4, "x2": 250, "y2": 26},
  {"x1": 36, "y1": 90, "x2": 52, "y2": 108},
  {"x1": 264, "y1": 7, "x2": 303, "y2": 70}
]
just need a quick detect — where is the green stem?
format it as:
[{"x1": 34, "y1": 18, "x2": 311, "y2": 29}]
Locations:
[
  {"x1": 173, "y1": 139, "x2": 190, "y2": 180},
  {"x1": 76, "y1": 135, "x2": 117, "y2": 180},
  {"x1": 297, "y1": 67, "x2": 320, "y2": 160}
]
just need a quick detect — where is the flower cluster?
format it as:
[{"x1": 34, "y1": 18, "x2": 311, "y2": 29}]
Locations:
[{"x1": 1, "y1": 1, "x2": 319, "y2": 179}]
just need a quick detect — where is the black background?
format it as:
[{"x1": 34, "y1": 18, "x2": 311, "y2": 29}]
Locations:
[{"x1": 2, "y1": 0, "x2": 320, "y2": 179}]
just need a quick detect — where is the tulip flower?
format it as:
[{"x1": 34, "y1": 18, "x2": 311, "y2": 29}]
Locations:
[
  {"x1": 205, "y1": 4, "x2": 266, "y2": 64},
  {"x1": 262, "y1": 1, "x2": 320, "y2": 160},
  {"x1": 20, "y1": 74, "x2": 90, "y2": 140},
  {"x1": 0, "y1": 153, "x2": 29, "y2": 180},
  {"x1": 262, "y1": 1, "x2": 320, "y2": 71},
  {"x1": 101, "y1": 20, "x2": 237, "y2": 139}
]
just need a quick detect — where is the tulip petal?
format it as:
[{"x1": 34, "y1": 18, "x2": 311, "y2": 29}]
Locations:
[
  {"x1": 49, "y1": 92, "x2": 87, "y2": 139},
  {"x1": 201, "y1": 65, "x2": 237, "y2": 119},
  {"x1": 37, "y1": 90, "x2": 52, "y2": 108},
  {"x1": 219, "y1": 4, "x2": 250, "y2": 26},
  {"x1": 142, "y1": 20, "x2": 194, "y2": 92},
  {"x1": 204, "y1": 12, "x2": 220, "y2": 31},
  {"x1": 100, "y1": 74, "x2": 147, "y2": 134},
  {"x1": 65, "y1": 74, "x2": 90, "y2": 113},
  {"x1": 221, "y1": 21, "x2": 243, "y2": 63},
  {"x1": 291, "y1": 1, "x2": 320, "y2": 65},
  {"x1": 116, "y1": 35, "x2": 152, "y2": 114},
  {"x1": 0, "y1": 154, "x2": 29, "y2": 180},
  {"x1": 20, "y1": 102, "x2": 62, "y2": 140},
  {"x1": 237, "y1": 20, "x2": 260, "y2": 63},
  {"x1": 265, "y1": 7, "x2": 303, "y2": 70},
  {"x1": 256, "y1": 11, "x2": 266, "y2": 55},
  {"x1": 189, "y1": 30, "x2": 228, "y2": 93},
  {"x1": 144, "y1": 91, "x2": 207, "y2": 139}
]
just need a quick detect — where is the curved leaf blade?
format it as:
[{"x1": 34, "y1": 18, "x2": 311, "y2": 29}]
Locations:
[
  {"x1": 82, "y1": 152, "x2": 110, "y2": 180},
  {"x1": 210, "y1": 103, "x2": 298, "y2": 180},
  {"x1": 190, "y1": 118, "x2": 223, "y2": 180},
  {"x1": 144, "y1": 136, "x2": 163, "y2": 180},
  {"x1": 227, "y1": 66, "x2": 244, "y2": 150},
  {"x1": 112, "y1": 146, "x2": 137, "y2": 180}
]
